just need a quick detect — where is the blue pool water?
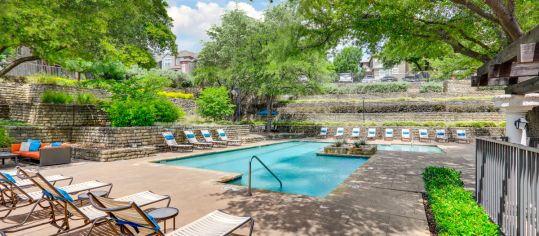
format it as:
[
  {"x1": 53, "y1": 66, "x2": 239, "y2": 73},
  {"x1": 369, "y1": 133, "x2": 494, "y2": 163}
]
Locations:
[
  {"x1": 377, "y1": 144, "x2": 444, "y2": 153},
  {"x1": 160, "y1": 141, "x2": 368, "y2": 197}
]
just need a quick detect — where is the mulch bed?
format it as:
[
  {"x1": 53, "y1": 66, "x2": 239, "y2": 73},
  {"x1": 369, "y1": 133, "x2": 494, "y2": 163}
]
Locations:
[{"x1": 422, "y1": 192, "x2": 438, "y2": 235}]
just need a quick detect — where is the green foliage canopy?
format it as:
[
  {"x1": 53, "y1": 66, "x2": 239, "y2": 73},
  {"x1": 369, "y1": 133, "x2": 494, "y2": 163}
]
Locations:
[
  {"x1": 196, "y1": 87, "x2": 235, "y2": 121},
  {"x1": 333, "y1": 47, "x2": 363, "y2": 74}
]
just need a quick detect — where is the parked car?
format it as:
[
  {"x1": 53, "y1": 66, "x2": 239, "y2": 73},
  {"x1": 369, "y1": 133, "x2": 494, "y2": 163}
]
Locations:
[
  {"x1": 362, "y1": 76, "x2": 375, "y2": 83},
  {"x1": 380, "y1": 76, "x2": 398, "y2": 82},
  {"x1": 403, "y1": 76, "x2": 418, "y2": 82}
]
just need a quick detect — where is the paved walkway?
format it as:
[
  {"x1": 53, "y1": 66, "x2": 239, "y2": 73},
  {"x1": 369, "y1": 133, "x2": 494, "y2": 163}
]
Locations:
[{"x1": 0, "y1": 139, "x2": 476, "y2": 235}]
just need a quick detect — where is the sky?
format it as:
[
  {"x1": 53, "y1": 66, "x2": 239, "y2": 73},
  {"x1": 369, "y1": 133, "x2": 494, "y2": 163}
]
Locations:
[{"x1": 166, "y1": 0, "x2": 278, "y2": 52}]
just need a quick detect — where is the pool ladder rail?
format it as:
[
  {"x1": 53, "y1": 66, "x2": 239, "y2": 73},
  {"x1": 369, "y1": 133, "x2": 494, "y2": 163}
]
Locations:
[{"x1": 248, "y1": 155, "x2": 283, "y2": 196}]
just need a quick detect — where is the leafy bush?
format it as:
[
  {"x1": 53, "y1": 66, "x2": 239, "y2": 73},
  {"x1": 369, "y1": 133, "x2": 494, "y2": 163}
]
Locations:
[
  {"x1": 423, "y1": 167, "x2": 498, "y2": 235},
  {"x1": 196, "y1": 87, "x2": 235, "y2": 120},
  {"x1": 158, "y1": 91, "x2": 194, "y2": 99},
  {"x1": 382, "y1": 120, "x2": 502, "y2": 127},
  {"x1": 28, "y1": 74, "x2": 79, "y2": 87},
  {"x1": 0, "y1": 128, "x2": 13, "y2": 148},
  {"x1": 106, "y1": 100, "x2": 156, "y2": 127},
  {"x1": 322, "y1": 82, "x2": 409, "y2": 94},
  {"x1": 452, "y1": 121, "x2": 498, "y2": 128},
  {"x1": 41, "y1": 91, "x2": 73, "y2": 104},
  {"x1": 80, "y1": 79, "x2": 119, "y2": 90},
  {"x1": 151, "y1": 98, "x2": 185, "y2": 123},
  {"x1": 74, "y1": 92, "x2": 100, "y2": 105},
  {"x1": 0, "y1": 120, "x2": 28, "y2": 126},
  {"x1": 419, "y1": 82, "x2": 443, "y2": 93}
]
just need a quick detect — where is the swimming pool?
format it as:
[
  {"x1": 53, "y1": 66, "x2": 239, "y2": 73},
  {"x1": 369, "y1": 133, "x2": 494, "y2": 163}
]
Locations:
[
  {"x1": 159, "y1": 141, "x2": 368, "y2": 197},
  {"x1": 377, "y1": 144, "x2": 444, "y2": 153}
]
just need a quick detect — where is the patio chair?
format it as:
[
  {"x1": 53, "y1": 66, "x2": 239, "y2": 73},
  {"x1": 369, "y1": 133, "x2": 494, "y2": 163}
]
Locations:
[
  {"x1": 201, "y1": 130, "x2": 227, "y2": 147},
  {"x1": 384, "y1": 128, "x2": 394, "y2": 141},
  {"x1": 318, "y1": 127, "x2": 328, "y2": 139},
  {"x1": 216, "y1": 129, "x2": 242, "y2": 146},
  {"x1": 401, "y1": 129, "x2": 411, "y2": 142},
  {"x1": 2, "y1": 171, "x2": 170, "y2": 235},
  {"x1": 335, "y1": 128, "x2": 344, "y2": 139},
  {"x1": 0, "y1": 168, "x2": 112, "y2": 230},
  {"x1": 162, "y1": 132, "x2": 194, "y2": 152},
  {"x1": 89, "y1": 194, "x2": 254, "y2": 236},
  {"x1": 184, "y1": 131, "x2": 213, "y2": 149},
  {"x1": 456, "y1": 130, "x2": 471, "y2": 144},
  {"x1": 0, "y1": 170, "x2": 73, "y2": 194},
  {"x1": 419, "y1": 129, "x2": 430, "y2": 142},
  {"x1": 367, "y1": 128, "x2": 377, "y2": 140},
  {"x1": 435, "y1": 129, "x2": 448, "y2": 143},
  {"x1": 351, "y1": 128, "x2": 360, "y2": 139}
]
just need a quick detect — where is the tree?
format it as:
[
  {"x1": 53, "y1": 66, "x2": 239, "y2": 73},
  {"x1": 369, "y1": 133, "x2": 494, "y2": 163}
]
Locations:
[
  {"x1": 333, "y1": 46, "x2": 363, "y2": 76},
  {"x1": 196, "y1": 87, "x2": 236, "y2": 121},
  {"x1": 298, "y1": 0, "x2": 539, "y2": 65},
  {"x1": 0, "y1": 0, "x2": 176, "y2": 76}
]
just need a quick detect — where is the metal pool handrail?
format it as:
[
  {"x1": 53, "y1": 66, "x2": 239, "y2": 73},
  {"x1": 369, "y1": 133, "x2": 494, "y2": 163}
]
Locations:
[{"x1": 248, "y1": 155, "x2": 283, "y2": 196}]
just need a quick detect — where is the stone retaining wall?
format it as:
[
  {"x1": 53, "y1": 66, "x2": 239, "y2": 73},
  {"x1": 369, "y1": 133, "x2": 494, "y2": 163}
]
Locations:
[
  {"x1": 8, "y1": 103, "x2": 108, "y2": 127},
  {"x1": 72, "y1": 146, "x2": 161, "y2": 162},
  {"x1": 0, "y1": 103, "x2": 9, "y2": 119},
  {"x1": 6, "y1": 126, "x2": 72, "y2": 143},
  {"x1": 280, "y1": 101, "x2": 497, "y2": 113},
  {"x1": 276, "y1": 125, "x2": 505, "y2": 141},
  {"x1": 278, "y1": 112, "x2": 504, "y2": 122},
  {"x1": 170, "y1": 98, "x2": 197, "y2": 114},
  {"x1": 528, "y1": 107, "x2": 539, "y2": 138},
  {"x1": 0, "y1": 82, "x2": 110, "y2": 104}
]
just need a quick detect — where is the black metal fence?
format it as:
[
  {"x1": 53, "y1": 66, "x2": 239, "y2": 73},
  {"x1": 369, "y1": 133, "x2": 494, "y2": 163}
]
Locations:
[{"x1": 476, "y1": 137, "x2": 539, "y2": 236}]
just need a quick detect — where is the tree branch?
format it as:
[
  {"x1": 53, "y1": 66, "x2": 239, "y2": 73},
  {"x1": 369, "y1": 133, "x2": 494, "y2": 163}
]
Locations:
[
  {"x1": 484, "y1": 0, "x2": 522, "y2": 40},
  {"x1": 0, "y1": 55, "x2": 40, "y2": 77},
  {"x1": 449, "y1": 0, "x2": 499, "y2": 23},
  {"x1": 440, "y1": 31, "x2": 491, "y2": 62}
]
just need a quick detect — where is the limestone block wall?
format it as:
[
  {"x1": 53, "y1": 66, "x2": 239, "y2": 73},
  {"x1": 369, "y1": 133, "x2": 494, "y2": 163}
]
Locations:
[
  {"x1": 0, "y1": 103, "x2": 8, "y2": 119},
  {"x1": 8, "y1": 103, "x2": 108, "y2": 127},
  {"x1": 170, "y1": 98, "x2": 197, "y2": 114},
  {"x1": 527, "y1": 107, "x2": 539, "y2": 138},
  {"x1": 280, "y1": 101, "x2": 497, "y2": 113},
  {"x1": 0, "y1": 82, "x2": 110, "y2": 104},
  {"x1": 278, "y1": 112, "x2": 505, "y2": 123},
  {"x1": 7, "y1": 126, "x2": 72, "y2": 143},
  {"x1": 72, "y1": 146, "x2": 161, "y2": 162}
]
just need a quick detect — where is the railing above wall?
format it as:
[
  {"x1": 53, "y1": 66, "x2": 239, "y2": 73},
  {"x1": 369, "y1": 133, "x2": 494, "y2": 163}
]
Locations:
[{"x1": 476, "y1": 137, "x2": 539, "y2": 236}]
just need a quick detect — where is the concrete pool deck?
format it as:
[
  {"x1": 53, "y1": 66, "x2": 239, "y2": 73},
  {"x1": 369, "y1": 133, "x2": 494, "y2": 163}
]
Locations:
[{"x1": 0, "y1": 139, "x2": 476, "y2": 235}]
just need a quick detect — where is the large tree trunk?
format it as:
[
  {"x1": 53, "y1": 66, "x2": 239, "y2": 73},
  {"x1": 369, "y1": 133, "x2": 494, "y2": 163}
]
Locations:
[
  {"x1": 0, "y1": 56, "x2": 39, "y2": 77},
  {"x1": 265, "y1": 96, "x2": 274, "y2": 133},
  {"x1": 484, "y1": 0, "x2": 522, "y2": 41}
]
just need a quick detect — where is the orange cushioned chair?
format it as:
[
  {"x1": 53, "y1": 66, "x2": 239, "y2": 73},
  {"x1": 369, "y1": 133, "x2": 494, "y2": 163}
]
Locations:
[{"x1": 11, "y1": 143, "x2": 71, "y2": 166}]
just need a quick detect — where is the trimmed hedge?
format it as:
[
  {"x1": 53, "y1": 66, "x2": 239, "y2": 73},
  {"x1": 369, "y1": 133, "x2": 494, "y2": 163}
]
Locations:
[
  {"x1": 322, "y1": 82, "x2": 409, "y2": 94},
  {"x1": 273, "y1": 120, "x2": 503, "y2": 128},
  {"x1": 423, "y1": 167, "x2": 499, "y2": 235},
  {"x1": 158, "y1": 91, "x2": 195, "y2": 100},
  {"x1": 419, "y1": 82, "x2": 443, "y2": 93}
]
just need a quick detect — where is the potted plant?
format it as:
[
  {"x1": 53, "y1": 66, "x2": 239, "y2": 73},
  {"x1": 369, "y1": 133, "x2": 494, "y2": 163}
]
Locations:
[{"x1": 349, "y1": 140, "x2": 377, "y2": 155}]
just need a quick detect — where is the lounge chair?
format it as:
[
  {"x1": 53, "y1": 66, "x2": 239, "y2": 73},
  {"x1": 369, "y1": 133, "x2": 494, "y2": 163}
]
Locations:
[
  {"x1": 162, "y1": 132, "x2": 194, "y2": 152},
  {"x1": 2, "y1": 171, "x2": 171, "y2": 235},
  {"x1": 89, "y1": 194, "x2": 254, "y2": 236},
  {"x1": 456, "y1": 129, "x2": 470, "y2": 144},
  {"x1": 367, "y1": 128, "x2": 377, "y2": 140},
  {"x1": 216, "y1": 129, "x2": 242, "y2": 146},
  {"x1": 335, "y1": 127, "x2": 344, "y2": 139},
  {"x1": 419, "y1": 129, "x2": 430, "y2": 142},
  {"x1": 319, "y1": 127, "x2": 328, "y2": 139},
  {"x1": 401, "y1": 129, "x2": 411, "y2": 142},
  {"x1": 351, "y1": 128, "x2": 360, "y2": 139},
  {"x1": 384, "y1": 128, "x2": 394, "y2": 141},
  {"x1": 0, "y1": 168, "x2": 112, "y2": 230},
  {"x1": 435, "y1": 129, "x2": 448, "y2": 142},
  {"x1": 184, "y1": 131, "x2": 213, "y2": 149},
  {"x1": 201, "y1": 130, "x2": 227, "y2": 147}
]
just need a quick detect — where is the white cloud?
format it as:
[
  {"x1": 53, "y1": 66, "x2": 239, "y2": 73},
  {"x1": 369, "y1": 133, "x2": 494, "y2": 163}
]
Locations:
[{"x1": 167, "y1": 1, "x2": 263, "y2": 52}]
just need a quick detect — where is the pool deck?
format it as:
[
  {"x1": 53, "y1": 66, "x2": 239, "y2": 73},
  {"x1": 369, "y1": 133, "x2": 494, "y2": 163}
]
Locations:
[{"x1": 0, "y1": 139, "x2": 476, "y2": 235}]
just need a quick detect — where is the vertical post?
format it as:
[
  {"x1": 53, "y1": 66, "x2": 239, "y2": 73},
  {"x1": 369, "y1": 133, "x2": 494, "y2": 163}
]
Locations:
[
  {"x1": 362, "y1": 97, "x2": 365, "y2": 123},
  {"x1": 248, "y1": 159, "x2": 252, "y2": 196}
]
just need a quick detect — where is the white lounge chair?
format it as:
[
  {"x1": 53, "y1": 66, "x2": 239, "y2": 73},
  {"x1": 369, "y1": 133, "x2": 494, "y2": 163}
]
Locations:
[
  {"x1": 201, "y1": 130, "x2": 227, "y2": 147},
  {"x1": 216, "y1": 129, "x2": 242, "y2": 146},
  {"x1": 436, "y1": 129, "x2": 448, "y2": 142},
  {"x1": 419, "y1": 129, "x2": 430, "y2": 142},
  {"x1": 162, "y1": 132, "x2": 194, "y2": 152},
  {"x1": 456, "y1": 130, "x2": 470, "y2": 143},
  {"x1": 401, "y1": 129, "x2": 411, "y2": 142},
  {"x1": 89, "y1": 194, "x2": 254, "y2": 236},
  {"x1": 319, "y1": 127, "x2": 328, "y2": 139},
  {"x1": 351, "y1": 128, "x2": 360, "y2": 139},
  {"x1": 384, "y1": 128, "x2": 394, "y2": 141},
  {"x1": 184, "y1": 130, "x2": 213, "y2": 149},
  {"x1": 335, "y1": 127, "x2": 344, "y2": 139},
  {"x1": 367, "y1": 128, "x2": 377, "y2": 140}
]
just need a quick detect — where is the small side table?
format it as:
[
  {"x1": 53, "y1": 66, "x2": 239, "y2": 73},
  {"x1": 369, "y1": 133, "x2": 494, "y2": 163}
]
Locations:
[
  {"x1": 0, "y1": 153, "x2": 18, "y2": 166},
  {"x1": 147, "y1": 207, "x2": 179, "y2": 233},
  {"x1": 77, "y1": 190, "x2": 109, "y2": 206}
]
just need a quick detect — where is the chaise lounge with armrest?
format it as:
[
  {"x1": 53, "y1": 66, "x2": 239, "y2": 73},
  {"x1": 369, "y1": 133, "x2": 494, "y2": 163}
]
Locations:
[{"x1": 11, "y1": 142, "x2": 71, "y2": 166}]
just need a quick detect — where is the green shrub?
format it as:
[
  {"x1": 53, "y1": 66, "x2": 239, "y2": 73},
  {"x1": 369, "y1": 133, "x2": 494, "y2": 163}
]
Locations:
[
  {"x1": 158, "y1": 91, "x2": 195, "y2": 99},
  {"x1": 0, "y1": 128, "x2": 13, "y2": 148},
  {"x1": 0, "y1": 120, "x2": 29, "y2": 126},
  {"x1": 151, "y1": 98, "x2": 185, "y2": 123},
  {"x1": 322, "y1": 82, "x2": 409, "y2": 94},
  {"x1": 423, "y1": 167, "x2": 499, "y2": 235},
  {"x1": 419, "y1": 82, "x2": 443, "y2": 93},
  {"x1": 80, "y1": 79, "x2": 119, "y2": 90},
  {"x1": 105, "y1": 100, "x2": 156, "y2": 127},
  {"x1": 451, "y1": 121, "x2": 498, "y2": 128},
  {"x1": 74, "y1": 92, "x2": 100, "y2": 104},
  {"x1": 41, "y1": 91, "x2": 73, "y2": 104},
  {"x1": 196, "y1": 87, "x2": 235, "y2": 120},
  {"x1": 28, "y1": 74, "x2": 79, "y2": 87}
]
